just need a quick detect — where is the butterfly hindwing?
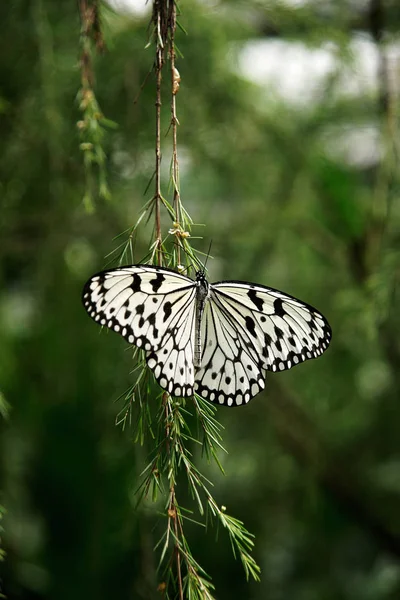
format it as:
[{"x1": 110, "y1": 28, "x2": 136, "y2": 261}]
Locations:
[
  {"x1": 194, "y1": 297, "x2": 266, "y2": 407},
  {"x1": 146, "y1": 283, "x2": 197, "y2": 397}
]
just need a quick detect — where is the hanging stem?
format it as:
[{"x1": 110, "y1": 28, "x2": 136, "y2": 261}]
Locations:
[
  {"x1": 77, "y1": 0, "x2": 112, "y2": 210},
  {"x1": 169, "y1": 0, "x2": 182, "y2": 266},
  {"x1": 140, "y1": 3, "x2": 260, "y2": 596},
  {"x1": 155, "y1": 41, "x2": 163, "y2": 266},
  {"x1": 153, "y1": 1, "x2": 167, "y2": 266},
  {"x1": 165, "y1": 8, "x2": 184, "y2": 590},
  {"x1": 368, "y1": 0, "x2": 398, "y2": 275},
  {"x1": 152, "y1": 2, "x2": 183, "y2": 594},
  {"x1": 164, "y1": 394, "x2": 184, "y2": 600}
]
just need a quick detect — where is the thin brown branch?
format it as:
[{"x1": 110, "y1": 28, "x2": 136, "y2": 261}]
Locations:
[
  {"x1": 163, "y1": 393, "x2": 184, "y2": 600},
  {"x1": 368, "y1": 0, "x2": 398, "y2": 262},
  {"x1": 155, "y1": 43, "x2": 163, "y2": 265},
  {"x1": 80, "y1": 0, "x2": 94, "y2": 89},
  {"x1": 369, "y1": 0, "x2": 387, "y2": 113},
  {"x1": 169, "y1": 0, "x2": 182, "y2": 266},
  {"x1": 171, "y1": 489, "x2": 184, "y2": 600},
  {"x1": 79, "y1": 0, "x2": 105, "y2": 89},
  {"x1": 152, "y1": 0, "x2": 169, "y2": 266},
  {"x1": 151, "y1": 3, "x2": 185, "y2": 595}
]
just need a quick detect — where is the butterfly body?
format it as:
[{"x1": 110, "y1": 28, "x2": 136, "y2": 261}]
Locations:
[
  {"x1": 194, "y1": 270, "x2": 210, "y2": 368},
  {"x1": 82, "y1": 265, "x2": 331, "y2": 407}
]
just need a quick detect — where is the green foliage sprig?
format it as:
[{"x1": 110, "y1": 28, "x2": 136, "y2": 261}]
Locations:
[
  {"x1": 78, "y1": 0, "x2": 116, "y2": 212},
  {"x1": 111, "y1": 2, "x2": 261, "y2": 597}
]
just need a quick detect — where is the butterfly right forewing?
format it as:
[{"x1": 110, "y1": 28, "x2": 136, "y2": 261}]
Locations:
[{"x1": 211, "y1": 281, "x2": 331, "y2": 373}]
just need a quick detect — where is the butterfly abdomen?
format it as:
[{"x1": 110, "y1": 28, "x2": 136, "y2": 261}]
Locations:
[{"x1": 194, "y1": 272, "x2": 210, "y2": 368}]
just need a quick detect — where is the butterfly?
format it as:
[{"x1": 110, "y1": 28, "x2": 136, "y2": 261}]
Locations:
[{"x1": 82, "y1": 265, "x2": 331, "y2": 407}]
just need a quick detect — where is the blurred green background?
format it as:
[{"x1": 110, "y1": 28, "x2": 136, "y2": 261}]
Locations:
[{"x1": 1, "y1": 0, "x2": 400, "y2": 598}]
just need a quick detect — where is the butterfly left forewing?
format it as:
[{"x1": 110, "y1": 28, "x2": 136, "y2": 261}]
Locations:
[
  {"x1": 82, "y1": 265, "x2": 197, "y2": 394},
  {"x1": 82, "y1": 265, "x2": 195, "y2": 351}
]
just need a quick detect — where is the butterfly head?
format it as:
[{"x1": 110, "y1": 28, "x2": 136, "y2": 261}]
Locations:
[
  {"x1": 196, "y1": 269, "x2": 207, "y2": 283},
  {"x1": 196, "y1": 270, "x2": 209, "y2": 299}
]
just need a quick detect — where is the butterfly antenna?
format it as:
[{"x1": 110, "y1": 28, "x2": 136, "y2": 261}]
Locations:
[{"x1": 203, "y1": 240, "x2": 213, "y2": 273}]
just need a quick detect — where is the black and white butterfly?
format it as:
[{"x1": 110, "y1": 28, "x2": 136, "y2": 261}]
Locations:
[{"x1": 82, "y1": 265, "x2": 331, "y2": 407}]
